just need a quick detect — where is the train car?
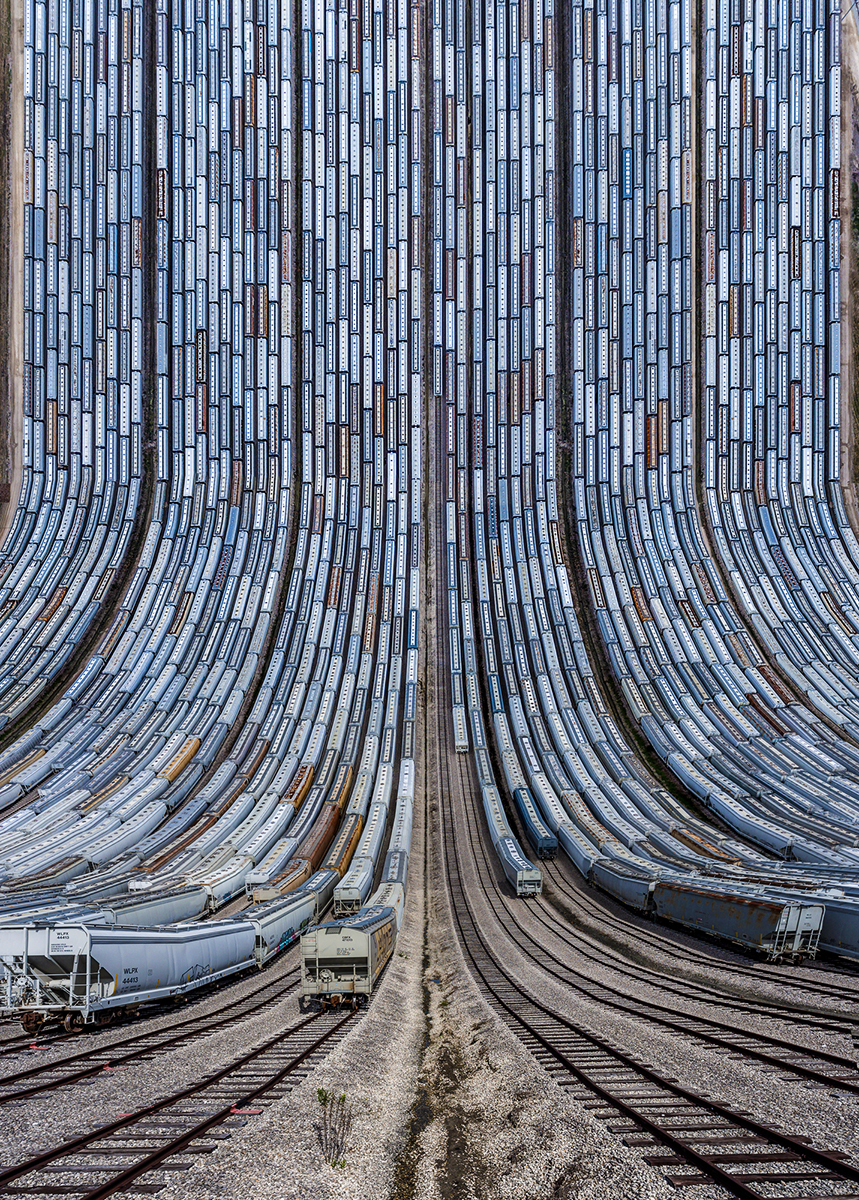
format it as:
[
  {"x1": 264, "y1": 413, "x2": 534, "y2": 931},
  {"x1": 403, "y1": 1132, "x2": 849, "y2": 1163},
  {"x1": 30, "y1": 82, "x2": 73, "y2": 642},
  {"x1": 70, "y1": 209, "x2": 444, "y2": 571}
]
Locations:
[
  {"x1": 379, "y1": 847, "x2": 408, "y2": 891},
  {"x1": 192, "y1": 854, "x2": 255, "y2": 910},
  {"x1": 283, "y1": 763, "x2": 314, "y2": 809},
  {"x1": 512, "y1": 786, "x2": 558, "y2": 859},
  {"x1": 299, "y1": 905, "x2": 397, "y2": 1010},
  {"x1": 452, "y1": 704, "x2": 468, "y2": 751},
  {"x1": 387, "y1": 794, "x2": 414, "y2": 855},
  {"x1": 591, "y1": 856, "x2": 658, "y2": 911},
  {"x1": 327, "y1": 762, "x2": 354, "y2": 813},
  {"x1": 481, "y1": 785, "x2": 543, "y2": 895},
  {"x1": 333, "y1": 855, "x2": 376, "y2": 917},
  {"x1": 294, "y1": 801, "x2": 341, "y2": 870},
  {"x1": 298, "y1": 870, "x2": 340, "y2": 919},
  {"x1": 157, "y1": 737, "x2": 201, "y2": 782},
  {"x1": 251, "y1": 857, "x2": 313, "y2": 904},
  {"x1": 651, "y1": 883, "x2": 824, "y2": 962},
  {"x1": 366, "y1": 881, "x2": 406, "y2": 929},
  {"x1": 345, "y1": 769, "x2": 374, "y2": 819},
  {"x1": 589, "y1": 860, "x2": 825, "y2": 961},
  {"x1": 0, "y1": 920, "x2": 256, "y2": 1032},
  {"x1": 322, "y1": 812, "x2": 363, "y2": 877},
  {"x1": 102, "y1": 886, "x2": 208, "y2": 928},
  {"x1": 495, "y1": 836, "x2": 543, "y2": 896},
  {"x1": 243, "y1": 836, "x2": 299, "y2": 896},
  {"x1": 244, "y1": 890, "x2": 320, "y2": 966}
]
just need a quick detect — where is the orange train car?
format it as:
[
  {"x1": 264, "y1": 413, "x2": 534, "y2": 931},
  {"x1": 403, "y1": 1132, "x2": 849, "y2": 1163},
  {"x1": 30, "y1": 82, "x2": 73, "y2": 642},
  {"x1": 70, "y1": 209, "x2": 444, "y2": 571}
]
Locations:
[
  {"x1": 254, "y1": 857, "x2": 314, "y2": 902},
  {"x1": 631, "y1": 585, "x2": 652, "y2": 624},
  {"x1": 328, "y1": 762, "x2": 354, "y2": 814},
  {"x1": 37, "y1": 586, "x2": 67, "y2": 624},
  {"x1": 295, "y1": 800, "x2": 341, "y2": 871},
  {"x1": 283, "y1": 763, "x2": 314, "y2": 809},
  {"x1": 322, "y1": 812, "x2": 363, "y2": 878},
  {"x1": 158, "y1": 737, "x2": 201, "y2": 782}
]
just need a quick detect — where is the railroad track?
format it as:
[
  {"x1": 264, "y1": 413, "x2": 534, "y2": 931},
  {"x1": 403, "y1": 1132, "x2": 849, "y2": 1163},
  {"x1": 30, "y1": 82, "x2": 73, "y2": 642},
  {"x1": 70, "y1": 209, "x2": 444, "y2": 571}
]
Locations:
[
  {"x1": 437, "y1": 747, "x2": 859, "y2": 1197},
  {"x1": 542, "y1": 853, "x2": 859, "y2": 1009},
  {"x1": 0, "y1": 957, "x2": 301, "y2": 1105},
  {"x1": 467, "y1": 824, "x2": 859, "y2": 1096},
  {"x1": 0, "y1": 1007, "x2": 354, "y2": 1199},
  {"x1": 491, "y1": 985, "x2": 858, "y2": 1199},
  {"x1": 529, "y1": 884, "x2": 856, "y2": 1036},
  {"x1": 0, "y1": 951, "x2": 299, "y2": 1060}
]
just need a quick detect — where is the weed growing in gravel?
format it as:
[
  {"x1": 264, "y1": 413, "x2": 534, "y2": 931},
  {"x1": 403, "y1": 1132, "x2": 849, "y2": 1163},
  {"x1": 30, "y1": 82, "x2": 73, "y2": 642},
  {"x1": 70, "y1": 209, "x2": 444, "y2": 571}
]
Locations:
[{"x1": 316, "y1": 1087, "x2": 354, "y2": 1168}]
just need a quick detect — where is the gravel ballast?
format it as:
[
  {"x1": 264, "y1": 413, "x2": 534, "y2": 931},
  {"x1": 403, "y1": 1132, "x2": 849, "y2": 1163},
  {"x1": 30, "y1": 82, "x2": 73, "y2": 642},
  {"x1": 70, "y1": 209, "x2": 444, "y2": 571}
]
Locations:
[
  {"x1": 142, "y1": 792, "x2": 681, "y2": 1200},
  {"x1": 2, "y1": 773, "x2": 858, "y2": 1198}
]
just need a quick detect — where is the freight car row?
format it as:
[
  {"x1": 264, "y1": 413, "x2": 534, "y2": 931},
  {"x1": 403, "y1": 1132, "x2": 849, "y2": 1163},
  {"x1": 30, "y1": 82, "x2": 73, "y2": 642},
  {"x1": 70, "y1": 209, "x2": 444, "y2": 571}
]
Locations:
[
  {"x1": 0, "y1": 0, "x2": 146, "y2": 724},
  {"x1": 432, "y1": 0, "x2": 859, "y2": 961},
  {"x1": 0, "y1": 0, "x2": 422, "y2": 1027},
  {"x1": 558, "y1": 0, "x2": 859, "y2": 952},
  {"x1": 560, "y1": 0, "x2": 859, "y2": 951},
  {"x1": 701, "y1": 2, "x2": 859, "y2": 748},
  {"x1": 2, "y1": 0, "x2": 859, "y2": 1044}
]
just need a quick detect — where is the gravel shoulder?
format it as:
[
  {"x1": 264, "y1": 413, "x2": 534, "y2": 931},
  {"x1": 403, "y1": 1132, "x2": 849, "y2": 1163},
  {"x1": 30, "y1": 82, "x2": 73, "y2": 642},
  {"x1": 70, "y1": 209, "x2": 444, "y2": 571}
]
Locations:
[{"x1": 153, "y1": 786, "x2": 429, "y2": 1200}]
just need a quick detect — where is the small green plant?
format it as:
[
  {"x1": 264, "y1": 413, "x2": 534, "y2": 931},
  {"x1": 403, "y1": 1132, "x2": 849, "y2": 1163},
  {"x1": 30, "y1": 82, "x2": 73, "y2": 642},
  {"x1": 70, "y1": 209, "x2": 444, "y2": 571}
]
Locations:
[{"x1": 316, "y1": 1087, "x2": 354, "y2": 1167}]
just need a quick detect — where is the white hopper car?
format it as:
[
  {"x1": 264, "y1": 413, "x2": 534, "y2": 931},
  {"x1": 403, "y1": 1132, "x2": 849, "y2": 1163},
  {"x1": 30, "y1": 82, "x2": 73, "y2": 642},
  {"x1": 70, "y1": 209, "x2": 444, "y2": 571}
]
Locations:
[
  {"x1": 0, "y1": 886, "x2": 322, "y2": 1033},
  {"x1": 299, "y1": 904, "x2": 397, "y2": 1011}
]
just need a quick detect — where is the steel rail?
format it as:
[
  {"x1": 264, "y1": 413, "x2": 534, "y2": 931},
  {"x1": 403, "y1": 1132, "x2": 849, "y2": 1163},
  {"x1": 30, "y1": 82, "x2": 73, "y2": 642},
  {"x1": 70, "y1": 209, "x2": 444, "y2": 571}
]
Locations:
[
  {"x1": 0, "y1": 1009, "x2": 353, "y2": 1197},
  {"x1": 0, "y1": 961, "x2": 301, "y2": 1103},
  {"x1": 443, "y1": 776, "x2": 859, "y2": 1197}
]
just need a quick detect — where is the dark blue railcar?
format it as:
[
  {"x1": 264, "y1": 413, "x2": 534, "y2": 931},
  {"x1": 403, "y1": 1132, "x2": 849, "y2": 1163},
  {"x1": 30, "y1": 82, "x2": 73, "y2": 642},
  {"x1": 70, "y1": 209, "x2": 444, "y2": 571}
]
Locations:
[{"x1": 512, "y1": 785, "x2": 558, "y2": 859}]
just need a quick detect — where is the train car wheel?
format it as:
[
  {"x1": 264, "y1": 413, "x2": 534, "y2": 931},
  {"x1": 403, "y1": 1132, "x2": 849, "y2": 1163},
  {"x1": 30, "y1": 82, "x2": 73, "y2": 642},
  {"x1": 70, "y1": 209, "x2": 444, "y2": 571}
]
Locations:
[
  {"x1": 63, "y1": 1013, "x2": 85, "y2": 1034},
  {"x1": 20, "y1": 1012, "x2": 44, "y2": 1035}
]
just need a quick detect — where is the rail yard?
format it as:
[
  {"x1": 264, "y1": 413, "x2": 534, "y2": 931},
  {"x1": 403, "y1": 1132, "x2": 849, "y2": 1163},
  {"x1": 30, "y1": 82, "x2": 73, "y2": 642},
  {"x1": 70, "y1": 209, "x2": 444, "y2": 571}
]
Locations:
[{"x1": 0, "y1": 0, "x2": 857, "y2": 1196}]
